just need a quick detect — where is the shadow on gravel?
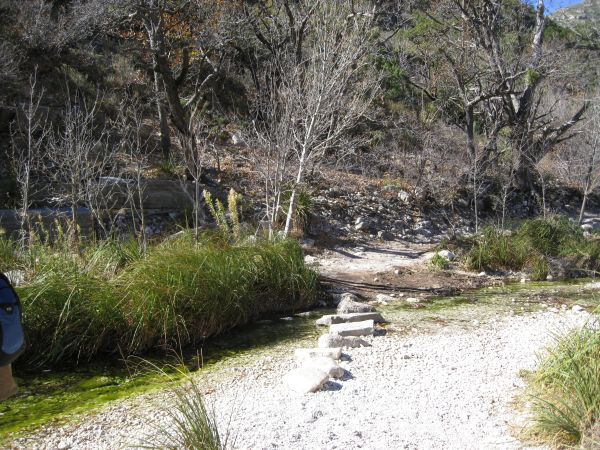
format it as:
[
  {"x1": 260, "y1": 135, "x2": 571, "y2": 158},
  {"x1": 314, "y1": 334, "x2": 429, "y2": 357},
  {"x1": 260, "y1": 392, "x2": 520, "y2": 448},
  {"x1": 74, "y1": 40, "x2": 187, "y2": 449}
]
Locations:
[{"x1": 323, "y1": 381, "x2": 343, "y2": 391}]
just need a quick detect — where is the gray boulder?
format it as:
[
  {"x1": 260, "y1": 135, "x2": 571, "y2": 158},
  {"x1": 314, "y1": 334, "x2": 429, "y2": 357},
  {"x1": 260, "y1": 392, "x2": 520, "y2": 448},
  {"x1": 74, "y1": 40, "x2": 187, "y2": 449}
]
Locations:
[
  {"x1": 330, "y1": 319, "x2": 374, "y2": 337},
  {"x1": 337, "y1": 296, "x2": 376, "y2": 314},
  {"x1": 316, "y1": 312, "x2": 384, "y2": 326}
]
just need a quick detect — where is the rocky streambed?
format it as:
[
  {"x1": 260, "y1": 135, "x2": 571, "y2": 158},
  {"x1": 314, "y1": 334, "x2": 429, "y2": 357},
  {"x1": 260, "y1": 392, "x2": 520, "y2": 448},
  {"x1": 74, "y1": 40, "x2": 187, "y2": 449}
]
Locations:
[{"x1": 5, "y1": 279, "x2": 599, "y2": 450}]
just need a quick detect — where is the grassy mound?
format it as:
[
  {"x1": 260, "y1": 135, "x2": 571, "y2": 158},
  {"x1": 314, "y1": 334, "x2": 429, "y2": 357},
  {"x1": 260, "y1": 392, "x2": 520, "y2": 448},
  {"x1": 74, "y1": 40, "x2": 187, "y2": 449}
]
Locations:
[
  {"x1": 464, "y1": 217, "x2": 600, "y2": 280},
  {"x1": 2, "y1": 232, "x2": 317, "y2": 367},
  {"x1": 527, "y1": 322, "x2": 600, "y2": 448}
]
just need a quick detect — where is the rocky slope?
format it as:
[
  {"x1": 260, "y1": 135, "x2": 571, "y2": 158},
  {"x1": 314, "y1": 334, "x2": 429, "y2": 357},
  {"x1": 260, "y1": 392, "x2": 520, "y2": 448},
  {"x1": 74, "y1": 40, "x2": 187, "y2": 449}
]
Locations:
[{"x1": 551, "y1": 0, "x2": 600, "y2": 28}]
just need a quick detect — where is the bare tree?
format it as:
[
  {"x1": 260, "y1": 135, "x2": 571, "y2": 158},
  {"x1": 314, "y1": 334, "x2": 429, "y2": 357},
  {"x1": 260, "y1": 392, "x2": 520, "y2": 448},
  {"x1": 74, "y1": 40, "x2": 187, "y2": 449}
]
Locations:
[
  {"x1": 249, "y1": 1, "x2": 382, "y2": 237},
  {"x1": 554, "y1": 98, "x2": 600, "y2": 224},
  {"x1": 173, "y1": 105, "x2": 214, "y2": 241},
  {"x1": 578, "y1": 99, "x2": 600, "y2": 224},
  {"x1": 47, "y1": 90, "x2": 118, "y2": 241},
  {"x1": 132, "y1": 0, "x2": 230, "y2": 161},
  {"x1": 115, "y1": 98, "x2": 155, "y2": 248},
  {"x1": 8, "y1": 69, "x2": 49, "y2": 246},
  {"x1": 9, "y1": 0, "x2": 120, "y2": 52},
  {"x1": 404, "y1": 0, "x2": 588, "y2": 204}
]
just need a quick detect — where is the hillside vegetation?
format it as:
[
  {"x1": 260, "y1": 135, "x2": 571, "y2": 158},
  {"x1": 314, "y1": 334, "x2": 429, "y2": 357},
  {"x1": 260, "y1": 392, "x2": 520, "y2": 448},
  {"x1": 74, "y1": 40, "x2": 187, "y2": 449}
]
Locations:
[{"x1": 0, "y1": 0, "x2": 598, "y2": 238}]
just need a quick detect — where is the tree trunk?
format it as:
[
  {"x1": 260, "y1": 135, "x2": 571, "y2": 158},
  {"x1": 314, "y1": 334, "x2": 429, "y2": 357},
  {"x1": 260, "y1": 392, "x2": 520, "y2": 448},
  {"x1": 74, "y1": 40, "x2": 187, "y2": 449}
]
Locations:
[
  {"x1": 153, "y1": 70, "x2": 171, "y2": 162},
  {"x1": 579, "y1": 190, "x2": 589, "y2": 225},
  {"x1": 283, "y1": 151, "x2": 307, "y2": 238}
]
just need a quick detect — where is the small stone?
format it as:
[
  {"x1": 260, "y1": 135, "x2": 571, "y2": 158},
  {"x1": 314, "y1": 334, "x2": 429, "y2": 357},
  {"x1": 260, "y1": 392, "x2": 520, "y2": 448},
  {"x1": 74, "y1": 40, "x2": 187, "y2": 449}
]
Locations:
[
  {"x1": 437, "y1": 250, "x2": 455, "y2": 261},
  {"x1": 318, "y1": 333, "x2": 371, "y2": 349},
  {"x1": 405, "y1": 297, "x2": 419, "y2": 303},
  {"x1": 283, "y1": 367, "x2": 329, "y2": 394},
  {"x1": 295, "y1": 348, "x2": 342, "y2": 361},
  {"x1": 377, "y1": 230, "x2": 394, "y2": 241},
  {"x1": 572, "y1": 305, "x2": 584, "y2": 313},
  {"x1": 375, "y1": 293, "x2": 395, "y2": 304},
  {"x1": 416, "y1": 228, "x2": 432, "y2": 237},
  {"x1": 330, "y1": 320, "x2": 374, "y2": 337},
  {"x1": 546, "y1": 274, "x2": 554, "y2": 281},
  {"x1": 304, "y1": 255, "x2": 318, "y2": 264},
  {"x1": 478, "y1": 272, "x2": 486, "y2": 277}
]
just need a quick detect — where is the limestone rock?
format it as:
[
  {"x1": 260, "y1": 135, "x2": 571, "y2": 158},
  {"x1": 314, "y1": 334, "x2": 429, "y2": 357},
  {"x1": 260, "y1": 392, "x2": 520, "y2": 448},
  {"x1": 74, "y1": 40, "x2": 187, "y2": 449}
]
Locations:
[
  {"x1": 318, "y1": 333, "x2": 371, "y2": 349},
  {"x1": 377, "y1": 230, "x2": 394, "y2": 241},
  {"x1": 375, "y1": 293, "x2": 395, "y2": 304},
  {"x1": 295, "y1": 347, "x2": 342, "y2": 361},
  {"x1": 437, "y1": 250, "x2": 455, "y2": 261},
  {"x1": 337, "y1": 296, "x2": 375, "y2": 314},
  {"x1": 303, "y1": 356, "x2": 345, "y2": 379},
  {"x1": 330, "y1": 319, "x2": 374, "y2": 337},
  {"x1": 315, "y1": 312, "x2": 384, "y2": 326},
  {"x1": 283, "y1": 367, "x2": 329, "y2": 394}
]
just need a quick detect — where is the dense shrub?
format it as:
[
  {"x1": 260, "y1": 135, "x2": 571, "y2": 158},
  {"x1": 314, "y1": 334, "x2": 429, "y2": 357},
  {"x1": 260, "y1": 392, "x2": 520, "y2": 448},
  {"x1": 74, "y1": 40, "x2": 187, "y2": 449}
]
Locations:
[
  {"x1": 465, "y1": 217, "x2": 600, "y2": 279},
  {"x1": 3, "y1": 233, "x2": 317, "y2": 367}
]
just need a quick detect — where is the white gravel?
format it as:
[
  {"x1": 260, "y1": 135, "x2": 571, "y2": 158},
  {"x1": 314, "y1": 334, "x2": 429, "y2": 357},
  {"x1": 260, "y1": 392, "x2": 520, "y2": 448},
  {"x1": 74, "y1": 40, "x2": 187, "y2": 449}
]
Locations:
[{"x1": 10, "y1": 310, "x2": 590, "y2": 450}]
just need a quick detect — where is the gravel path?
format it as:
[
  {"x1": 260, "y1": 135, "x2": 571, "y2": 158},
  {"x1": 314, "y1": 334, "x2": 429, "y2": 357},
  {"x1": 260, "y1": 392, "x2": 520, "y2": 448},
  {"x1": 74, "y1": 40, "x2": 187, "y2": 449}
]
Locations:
[{"x1": 10, "y1": 309, "x2": 589, "y2": 450}]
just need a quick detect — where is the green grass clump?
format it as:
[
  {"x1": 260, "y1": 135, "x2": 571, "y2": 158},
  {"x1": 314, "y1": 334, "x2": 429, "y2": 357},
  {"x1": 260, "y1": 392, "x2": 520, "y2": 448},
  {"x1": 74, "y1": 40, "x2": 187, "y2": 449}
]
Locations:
[
  {"x1": 118, "y1": 232, "x2": 317, "y2": 355},
  {"x1": 141, "y1": 372, "x2": 232, "y2": 450},
  {"x1": 6, "y1": 232, "x2": 316, "y2": 367},
  {"x1": 0, "y1": 232, "x2": 19, "y2": 272},
  {"x1": 18, "y1": 257, "x2": 125, "y2": 366},
  {"x1": 465, "y1": 216, "x2": 600, "y2": 277},
  {"x1": 429, "y1": 253, "x2": 449, "y2": 270},
  {"x1": 527, "y1": 323, "x2": 600, "y2": 447}
]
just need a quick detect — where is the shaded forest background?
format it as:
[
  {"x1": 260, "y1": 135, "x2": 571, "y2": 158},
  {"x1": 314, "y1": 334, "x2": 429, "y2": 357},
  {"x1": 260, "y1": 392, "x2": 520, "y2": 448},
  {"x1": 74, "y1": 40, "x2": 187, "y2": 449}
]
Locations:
[{"x1": 0, "y1": 0, "x2": 599, "y2": 239}]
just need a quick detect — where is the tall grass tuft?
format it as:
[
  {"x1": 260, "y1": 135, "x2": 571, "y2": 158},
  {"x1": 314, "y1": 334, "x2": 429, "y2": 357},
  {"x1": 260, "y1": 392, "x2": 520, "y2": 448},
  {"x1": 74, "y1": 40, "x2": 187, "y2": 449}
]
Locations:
[
  {"x1": 18, "y1": 257, "x2": 125, "y2": 366},
  {"x1": 527, "y1": 323, "x2": 600, "y2": 447},
  {"x1": 11, "y1": 231, "x2": 317, "y2": 367},
  {"x1": 118, "y1": 232, "x2": 317, "y2": 355},
  {"x1": 140, "y1": 371, "x2": 232, "y2": 450}
]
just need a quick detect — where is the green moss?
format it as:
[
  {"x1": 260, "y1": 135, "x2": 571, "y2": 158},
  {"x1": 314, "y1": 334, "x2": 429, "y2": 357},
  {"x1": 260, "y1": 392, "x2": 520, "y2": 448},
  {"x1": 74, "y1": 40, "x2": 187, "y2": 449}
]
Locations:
[
  {"x1": 0, "y1": 366, "x2": 181, "y2": 442},
  {"x1": 1, "y1": 313, "x2": 323, "y2": 442}
]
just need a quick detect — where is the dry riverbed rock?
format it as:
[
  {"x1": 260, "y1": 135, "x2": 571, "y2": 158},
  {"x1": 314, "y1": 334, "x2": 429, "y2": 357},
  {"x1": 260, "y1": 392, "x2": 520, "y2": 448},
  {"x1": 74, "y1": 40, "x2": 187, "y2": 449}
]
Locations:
[
  {"x1": 318, "y1": 333, "x2": 371, "y2": 349},
  {"x1": 295, "y1": 347, "x2": 342, "y2": 361},
  {"x1": 303, "y1": 356, "x2": 345, "y2": 379},
  {"x1": 330, "y1": 320, "x2": 374, "y2": 337},
  {"x1": 315, "y1": 312, "x2": 384, "y2": 326},
  {"x1": 283, "y1": 367, "x2": 329, "y2": 394},
  {"x1": 337, "y1": 295, "x2": 376, "y2": 314}
]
